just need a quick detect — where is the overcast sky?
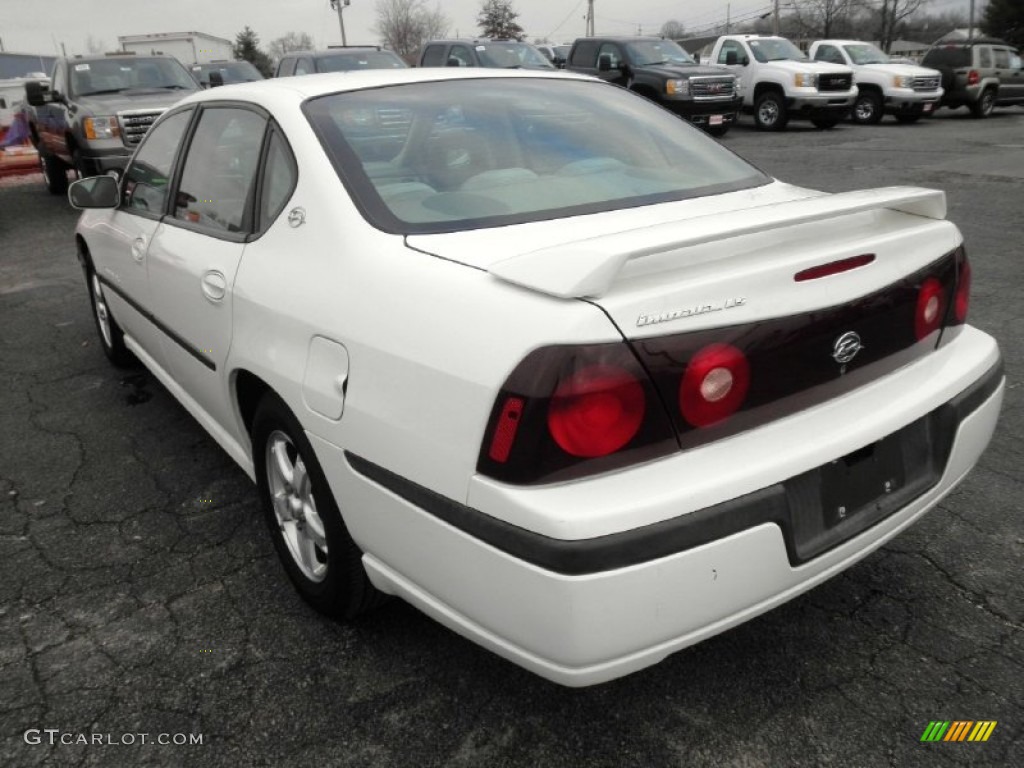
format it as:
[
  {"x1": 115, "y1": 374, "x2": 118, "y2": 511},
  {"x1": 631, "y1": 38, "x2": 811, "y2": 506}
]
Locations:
[{"x1": 2, "y1": 0, "x2": 976, "y2": 57}]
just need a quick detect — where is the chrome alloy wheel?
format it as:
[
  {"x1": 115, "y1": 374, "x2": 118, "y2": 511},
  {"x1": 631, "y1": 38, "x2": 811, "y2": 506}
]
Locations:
[
  {"x1": 854, "y1": 97, "x2": 875, "y2": 122},
  {"x1": 265, "y1": 430, "x2": 328, "y2": 582},
  {"x1": 757, "y1": 100, "x2": 779, "y2": 126},
  {"x1": 91, "y1": 273, "x2": 113, "y2": 349}
]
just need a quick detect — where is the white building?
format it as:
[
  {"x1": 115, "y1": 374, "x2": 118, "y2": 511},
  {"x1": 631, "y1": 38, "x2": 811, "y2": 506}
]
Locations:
[{"x1": 117, "y1": 31, "x2": 234, "y2": 65}]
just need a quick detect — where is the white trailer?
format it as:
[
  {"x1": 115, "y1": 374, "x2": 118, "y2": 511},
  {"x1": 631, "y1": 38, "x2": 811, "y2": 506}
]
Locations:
[{"x1": 117, "y1": 31, "x2": 234, "y2": 66}]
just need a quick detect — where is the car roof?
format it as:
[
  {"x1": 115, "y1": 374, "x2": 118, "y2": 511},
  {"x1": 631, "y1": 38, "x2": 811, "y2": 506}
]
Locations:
[
  {"x1": 63, "y1": 53, "x2": 178, "y2": 64},
  {"x1": 185, "y1": 66, "x2": 597, "y2": 106},
  {"x1": 282, "y1": 48, "x2": 383, "y2": 58}
]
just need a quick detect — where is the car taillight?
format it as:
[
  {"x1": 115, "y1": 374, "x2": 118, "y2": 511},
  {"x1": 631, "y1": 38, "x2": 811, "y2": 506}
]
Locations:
[
  {"x1": 967, "y1": 70, "x2": 980, "y2": 85},
  {"x1": 679, "y1": 344, "x2": 750, "y2": 428},
  {"x1": 548, "y1": 364, "x2": 645, "y2": 457},
  {"x1": 955, "y1": 254, "x2": 971, "y2": 324},
  {"x1": 914, "y1": 277, "x2": 946, "y2": 341}
]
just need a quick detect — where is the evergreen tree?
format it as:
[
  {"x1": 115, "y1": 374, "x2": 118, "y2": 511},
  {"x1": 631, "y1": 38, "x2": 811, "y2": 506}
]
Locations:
[
  {"x1": 478, "y1": 0, "x2": 525, "y2": 41},
  {"x1": 233, "y1": 26, "x2": 273, "y2": 78},
  {"x1": 981, "y1": 0, "x2": 1024, "y2": 47}
]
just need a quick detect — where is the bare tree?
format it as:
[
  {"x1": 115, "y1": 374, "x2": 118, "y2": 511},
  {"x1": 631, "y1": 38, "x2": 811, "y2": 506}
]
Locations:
[
  {"x1": 875, "y1": 0, "x2": 930, "y2": 52},
  {"x1": 269, "y1": 32, "x2": 315, "y2": 60},
  {"x1": 789, "y1": 0, "x2": 854, "y2": 39},
  {"x1": 659, "y1": 20, "x2": 687, "y2": 39},
  {"x1": 374, "y1": 0, "x2": 449, "y2": 60}
]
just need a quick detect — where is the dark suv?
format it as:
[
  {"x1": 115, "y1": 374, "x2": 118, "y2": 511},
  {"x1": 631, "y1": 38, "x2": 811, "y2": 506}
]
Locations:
[
  {"x1": 418, "y1": 40, "x2": 554, "y2": 70},
  {"x1": 275, "y1": 47, "x2": 407, "y2": 77},
  {"x1": 922, "y1": 38, "x2": 1024, "y2": 117},
  {"x1": 565, "y1": 37, "x2": 741, "y2": 136}
]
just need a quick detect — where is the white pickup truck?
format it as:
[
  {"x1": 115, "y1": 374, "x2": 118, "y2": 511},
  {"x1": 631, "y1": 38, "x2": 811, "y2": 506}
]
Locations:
[
  {"x1": 710, "y1": 35, "x2": 857, "y2": 131},
  {"x1": 809, "y1": 40, "x2": 943, "y2": 124}
]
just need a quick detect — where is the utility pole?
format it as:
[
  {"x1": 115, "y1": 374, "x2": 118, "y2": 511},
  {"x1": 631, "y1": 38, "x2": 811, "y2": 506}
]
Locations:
[
  {"x1": 772, "y1": 0, "x2": 780, "y2": 35},
  {"x1": 332, "y1": 0, "x2": 350, "y2": 46},
  {"x1": 968, "y1": 0, "x2": 975, "y2": 42},
  {"x1": 586, "y1": 0, "x2": 595, "y2": 37},
  {"x1": 726, "y1": 4, "x2": 731, "y2": 34}
]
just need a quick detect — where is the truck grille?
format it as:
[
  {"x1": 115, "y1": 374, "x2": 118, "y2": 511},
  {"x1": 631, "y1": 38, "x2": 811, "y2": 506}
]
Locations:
[
  {"x1": 117, "y1": 109, "x2": 166, "y2": 146},
  {"x1": 912, "y1": 76, "x2": 940, "y2": 92},
  {"x1": 817, "y1": 73, "x2": 852, "y2": 92},
  {"x1": 690, "y1": 76, "x2": 737, "y2": 100}
]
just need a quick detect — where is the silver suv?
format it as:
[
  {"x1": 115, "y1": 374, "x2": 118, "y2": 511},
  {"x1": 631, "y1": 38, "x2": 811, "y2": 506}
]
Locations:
[{"x1": 922, "y1": 38, "x2": 1024, "y2": 118}]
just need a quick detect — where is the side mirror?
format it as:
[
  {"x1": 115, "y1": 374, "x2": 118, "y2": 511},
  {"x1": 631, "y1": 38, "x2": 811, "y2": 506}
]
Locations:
[
  {"x1": 25, "y1": 80, "x2": 52, "y2": 107},
  {"x1": 597, "y1": 53, "x2": 612, "y2": 72},
  {"x1": 446, "y1": 56, "x2": 461, "y2": 67},
  {"x1": 741, "y1": 56, "x2": 750, "y2": 66},
  {"x1": 68, "y1": 175, "x2": 119, "y2": 209},
  {"x1": 725, "y1": 51, "x2": 738, "y2": 66},
  {"x1": 208, "y1": 71, "x2": 224, "y2": 88}
]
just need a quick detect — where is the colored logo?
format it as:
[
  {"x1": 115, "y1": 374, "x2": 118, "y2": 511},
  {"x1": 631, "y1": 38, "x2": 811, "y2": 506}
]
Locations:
[{"x1": 920, "y1": 721, "x2": 997, "y2": 742}]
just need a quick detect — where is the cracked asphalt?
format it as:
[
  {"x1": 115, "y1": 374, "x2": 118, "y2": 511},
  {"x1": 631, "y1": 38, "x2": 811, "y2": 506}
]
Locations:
[{"x1": 2, "y1": 107, "x2": 1022, "y2": 768}]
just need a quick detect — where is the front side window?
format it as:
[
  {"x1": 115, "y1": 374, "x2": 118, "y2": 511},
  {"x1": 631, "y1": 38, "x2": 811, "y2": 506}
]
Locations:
[
  {"x1": 449, "y1": 47, "x2": 474, "y2": 67},
  {"x1": 305, "y1": 79, "x2": 768, "y2": 234},
  {"x1": 843, "y1": 44, "x2": 887, "y2": 65},
  {"x1": 173, "y1": 107, "x2": 266, "y2": 234},
  {"x1": 570, "y1": 40, "x2": 599, "y2": 67},
  {"x1": 749, "y1": 38, "x2": 806, "y2": 63},
  {"x1": 121, "y1": 109, "x2": 192, "y2": 214},
  {"x1": 716, "y1": 40, "x2": 745, "y2": 65},
  {"x1": 295, "y1": 58, "x2": 313, "y2": 75}
]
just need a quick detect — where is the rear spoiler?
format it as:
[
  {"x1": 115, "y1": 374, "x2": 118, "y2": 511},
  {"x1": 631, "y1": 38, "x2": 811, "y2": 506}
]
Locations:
[{"x1": 488, "y1": 186, "x2": 947, "y2": 299}]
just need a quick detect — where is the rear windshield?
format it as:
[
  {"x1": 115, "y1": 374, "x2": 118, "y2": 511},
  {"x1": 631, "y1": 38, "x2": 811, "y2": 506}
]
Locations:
[
  {"x1": 922, "y1": 46, "x2": 971, "y2": 68},
  {"x1": 304, "y1": 78, "x2": 768, "y2": 234},
  {"x1": 316, "y1": 51, "x2": 407, "y2": 72}
]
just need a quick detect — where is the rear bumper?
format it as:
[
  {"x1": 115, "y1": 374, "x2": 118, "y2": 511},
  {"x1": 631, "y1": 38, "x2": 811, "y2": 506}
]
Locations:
[{"x1": 318, "y1": 326, "x2": 1002, "y2": 686}]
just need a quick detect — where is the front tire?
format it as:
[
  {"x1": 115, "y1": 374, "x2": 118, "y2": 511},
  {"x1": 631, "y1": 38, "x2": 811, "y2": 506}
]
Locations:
[
  {"x1": 40, "y1": 153, "x2": 68, "y2": 195},
  {"x1": 85, "y1": 263, "x2": 134, "y2": 367},
  {"x1": 851, "y1": 91, "x2": 884, "y2": 125},
  {"x1": 253, "y1": 393, "x2": 383, "y2": 619},
  {"x1": 753, "y1": 90, "x2": 788, "y2": 131}
]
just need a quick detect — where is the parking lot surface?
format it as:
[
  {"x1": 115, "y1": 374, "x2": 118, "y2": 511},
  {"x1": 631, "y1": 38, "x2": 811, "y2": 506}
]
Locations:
[{"x1": 2, "y1": 108, "x2": 1022, "y2": 767}]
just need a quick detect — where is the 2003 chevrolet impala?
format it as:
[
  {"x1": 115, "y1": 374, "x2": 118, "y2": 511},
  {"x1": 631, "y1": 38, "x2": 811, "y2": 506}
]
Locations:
[{"x1": 68, "y1": 68, "x2": 1003, "y2": 686}]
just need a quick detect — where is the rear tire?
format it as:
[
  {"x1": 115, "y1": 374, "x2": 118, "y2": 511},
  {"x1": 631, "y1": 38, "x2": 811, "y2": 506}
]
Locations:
[
  {"x1": 753, "y1": 90, "x2": 788, "y2": 131},
  {"x1": 253, "y1": 393, "x2": 384, "y2": 619},
  {"x1": 40, "y1": 153, "x2": 68, "y2": 195},
  {"x1": 970, "y1": 88, "x2": 996, "y2": 118}
]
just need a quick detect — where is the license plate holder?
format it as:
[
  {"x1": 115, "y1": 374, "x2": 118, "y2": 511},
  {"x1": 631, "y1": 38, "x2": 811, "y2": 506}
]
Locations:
[
  {"x1": 820, "y1": 436, "x2": 905, "y2": 529},
  {"x1": 709, "y1": 114, "x2": 724, "y2": 125},
  {"x1": 923, "y1": 103, "x2": 933, "y2": 113}
]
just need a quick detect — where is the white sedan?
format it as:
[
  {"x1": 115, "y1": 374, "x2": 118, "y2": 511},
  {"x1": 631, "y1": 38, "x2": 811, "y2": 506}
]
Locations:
[{"x1": 68, "y1": 68, "x2": 1003, "y2": 686}]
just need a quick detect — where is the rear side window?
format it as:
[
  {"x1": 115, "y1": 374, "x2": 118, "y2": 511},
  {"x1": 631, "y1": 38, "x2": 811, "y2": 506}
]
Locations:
[
  {"x1": 259, "y1": 128, "x2": 298, "y2": 229},
  {"x1": 977, "y1": 47, "x2": 992, "y2": 68},
  {"x1": 922, "y1": 46, "x2": 970, "y2": 68},
  {"x1": 993, "y1": 48, "x2": 1010, "y2": 69},
  {"x1": 421, "y1": 45, "x2": 447, "y2": 67},
  {"x1": 569, "y1": 40, "x2": 598, "y2": 67}
]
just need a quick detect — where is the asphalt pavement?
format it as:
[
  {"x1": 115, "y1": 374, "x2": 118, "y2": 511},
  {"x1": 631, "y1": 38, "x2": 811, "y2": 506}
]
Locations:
[{"x1": 1, "y1": 106, "x2": 1022, "y2": 768}]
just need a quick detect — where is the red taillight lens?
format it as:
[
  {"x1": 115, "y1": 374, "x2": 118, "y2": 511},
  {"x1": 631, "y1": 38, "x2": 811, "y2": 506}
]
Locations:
[
  {"x1": 679, "y1": 344, "x2": 750, "y2": 428},
  {"x1": 487, "y1": 396, "x2": 523, "y2": 463},
  {"x1": 914, "y1": 277, "x2": 946, "y2": 340},
  {"x1": 955, "y1": 257, "x2": 971, "y2": 324},
  {"x1": 967, "y1": 69, "x2": 980, "y2": 86},
  {"x1": 547, "y1": 364, "x2": 645, "y2": 457}
]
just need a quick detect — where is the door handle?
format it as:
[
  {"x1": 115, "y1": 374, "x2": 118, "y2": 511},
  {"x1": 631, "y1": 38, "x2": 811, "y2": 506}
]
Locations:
[
  {"x1": 201, "y1": 270, "x2": 227, "y2": 302},
  {"x1": 130, "y1": 237, "x2": 146, "y2": 263}
]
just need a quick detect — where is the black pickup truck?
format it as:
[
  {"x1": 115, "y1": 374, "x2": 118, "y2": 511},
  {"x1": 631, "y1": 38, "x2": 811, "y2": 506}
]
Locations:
[
  {"x1": 25, "y1": 53, "x2": 198, "y2": 194},
  {"x1": 566, "y1": 37, "x2": 741, "y2": 136}
]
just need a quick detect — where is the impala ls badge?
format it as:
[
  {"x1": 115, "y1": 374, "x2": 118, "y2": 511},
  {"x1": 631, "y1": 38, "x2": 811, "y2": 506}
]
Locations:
[{"x1": 832, "y1": 331, "x2": 863, "y2": 366}]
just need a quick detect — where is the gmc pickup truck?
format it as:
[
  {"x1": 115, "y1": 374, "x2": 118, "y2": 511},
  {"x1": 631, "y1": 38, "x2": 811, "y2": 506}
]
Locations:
[
  {"x1": 710, "y1": 35, "x2": 857, "y2": 131},
  {"x1": 809, "y1": 40, "x2": 942, "y2": 124},
  {"x1": 566, "y1": 37, "x2": 741, "y2": 136},
  {"x1": 26, "y1": 53, "x2": 198, "y2": 194}
]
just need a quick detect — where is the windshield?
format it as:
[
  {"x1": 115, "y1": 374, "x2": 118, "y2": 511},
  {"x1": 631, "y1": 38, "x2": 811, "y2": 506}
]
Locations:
[
  {"x1": 316, "y1": 51, "x2": 408, "y2": 72},
  {"x1": 749, "y1": 38, "x2": 807, "y2": 63},
  {"x1": 843, "y1": 44, "x2": 889, "y2": 65},
  {"x1": 193, "y1": 62, "x2": 263, "y2": 84},
  {"x1": 625, "y1": 40, "x2": 695, "y2": 66},
  {"x1": 305, "y1": 78, "x2": 767, "y2": 234},
  {"x1": 475, "y1": 43, "x2": 554, "y2": 69},
  {"x1": 70, "y1": 58, "x2": 198, "y2": 96}
]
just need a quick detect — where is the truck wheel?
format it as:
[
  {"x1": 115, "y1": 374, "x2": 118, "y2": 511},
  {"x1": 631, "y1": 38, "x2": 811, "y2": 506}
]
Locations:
[
  {"x1": 970, "y1": 88, "x2": 996, "y2": 118},
  {"x1": 40, "y1": 154, "x2": 69, "y2": 195},
  {"x1": 852, "y1": 91, "x2": 883, "y2": 125},
  {"x1": 754, "y1": 91, "x2": 788, "y2": 131}
]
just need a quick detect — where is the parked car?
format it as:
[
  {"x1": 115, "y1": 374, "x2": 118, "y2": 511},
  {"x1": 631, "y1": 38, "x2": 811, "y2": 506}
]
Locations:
[
  {"x1": 921, "y1": 38, "x2": 1024, "y2": 117},
  {"x1": 809, "y1": 40, "x2": 942, "y2": 124},
  {"x1": 275, "y1": 47, "x2": 407, "y2": 77},
  {"x1": 535, "y1": 44, "x2": 570, "y2": 68},
  {"x1": 418, "y1": 39, "x2": 554, "y2": 70},
  {"x1": 24, "y1": 53, "x2": 199, "y2": 193},
  {"x1": 565, "y1": 36, "x2": 742, "y2": 136},
  {"x1": 67, "y1": 68, "x2": 1002, "y2": 687},
  {"x1": 191, "y1": 60, "x2": 264, "y2": 88},
  {"x1": 710, "y1": 34, "x2": 857, "y2": 130}
]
